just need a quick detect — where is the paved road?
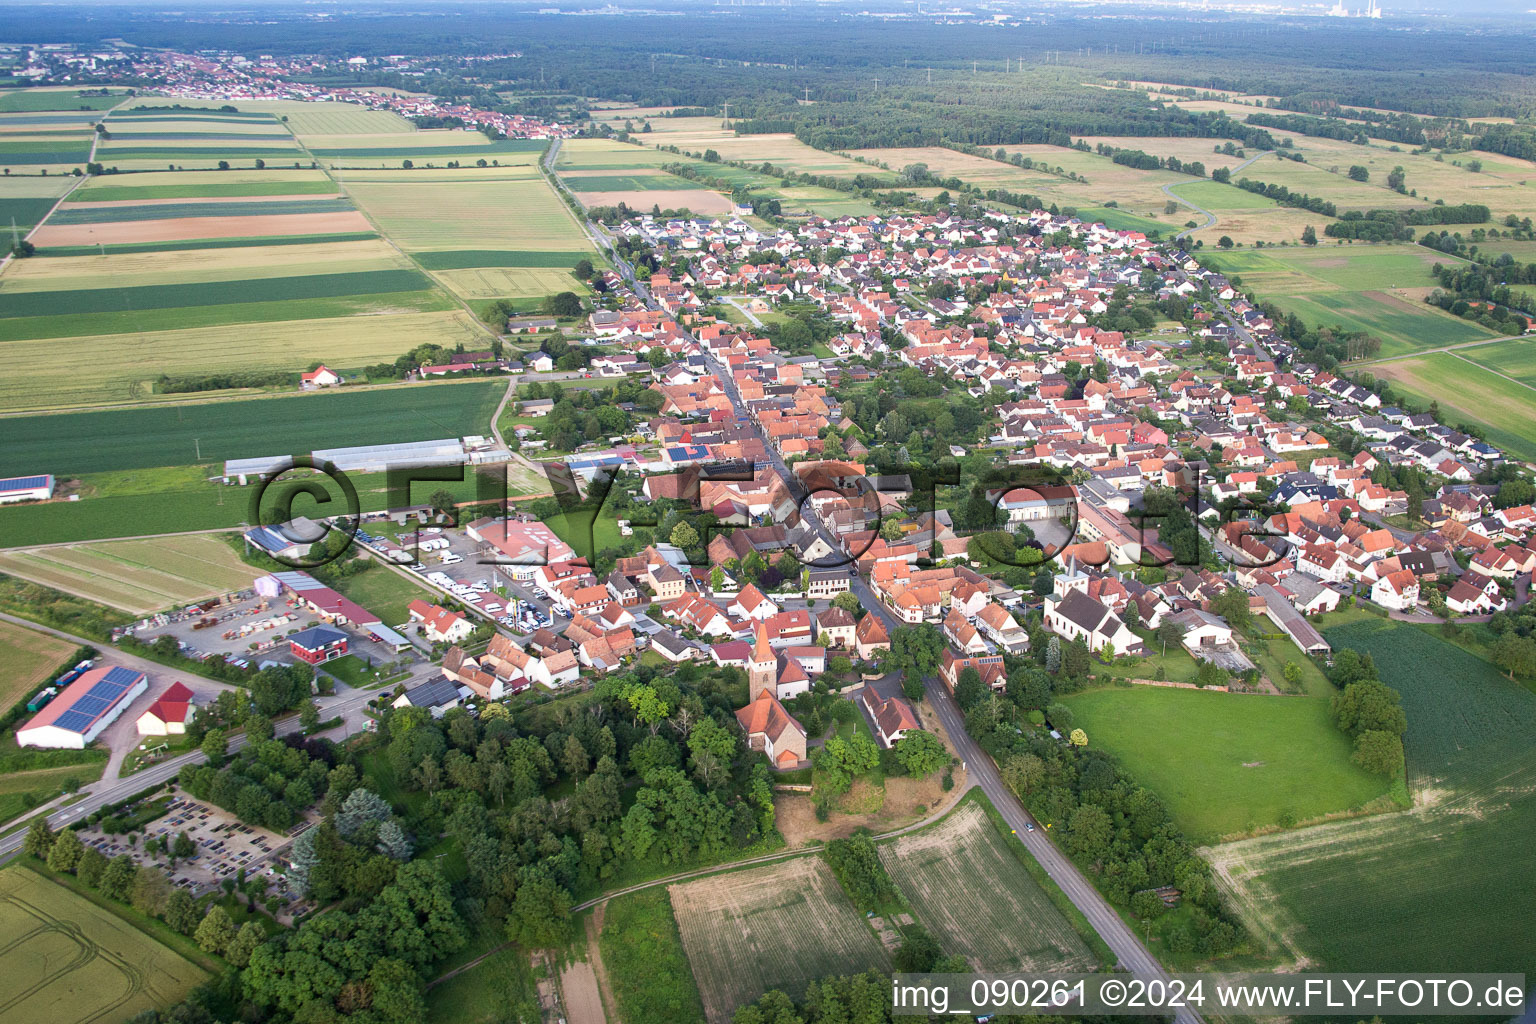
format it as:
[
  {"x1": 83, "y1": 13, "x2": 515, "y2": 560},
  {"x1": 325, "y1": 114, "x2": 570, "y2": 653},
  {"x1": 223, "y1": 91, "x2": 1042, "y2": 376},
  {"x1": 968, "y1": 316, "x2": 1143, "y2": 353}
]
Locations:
[
  {"x1": 923, "y1": 679, "x2": 1202, "y2": 1024},
  {"x1": 702, "y1": 329, "x2": 1208, "y2": 1022},
  {"x1": 1165, "y1": 150, "x2": 1268, "y2": 241},
  {"x1": 543, "y1": 139, "x2": 651, "y2": 305}
]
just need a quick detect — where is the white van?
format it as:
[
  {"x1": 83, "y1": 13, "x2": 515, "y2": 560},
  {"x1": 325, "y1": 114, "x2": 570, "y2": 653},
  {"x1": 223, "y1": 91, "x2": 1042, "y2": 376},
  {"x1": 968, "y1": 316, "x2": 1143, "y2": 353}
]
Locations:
[{"x1": 440, "y1": 553, "x2": 464, "y2": 565}]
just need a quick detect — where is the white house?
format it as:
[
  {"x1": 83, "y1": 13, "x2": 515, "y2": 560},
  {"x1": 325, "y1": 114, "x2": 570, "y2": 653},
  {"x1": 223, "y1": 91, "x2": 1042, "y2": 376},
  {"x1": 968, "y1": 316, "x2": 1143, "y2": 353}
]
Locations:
[
  {"x1": 1044, "y1": 589, "x2": 1145, "y2": 656},
  {"x1": 136, "y1": 682, "x2": 195, "y2": 737}
]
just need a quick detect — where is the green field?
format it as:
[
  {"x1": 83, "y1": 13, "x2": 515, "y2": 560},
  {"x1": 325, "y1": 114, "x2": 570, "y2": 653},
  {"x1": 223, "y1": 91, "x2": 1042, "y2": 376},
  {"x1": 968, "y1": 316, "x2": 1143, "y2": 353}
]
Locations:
[
  {"x1": 0, "y1": 765, "x2": 98, "y2": 823},
  {"x1": 0, "y1": 380, "x2": 505, "y2": 477},
  {"x1": 0, "y1": 459, "x2": 547, "y2": 548},
  {"x1": 313, "y1": 139, "x2": 544, "y2": 160},
  {"x1": 0, "y1": 864, "x2": 209, "y2": 1023},
  {"x1": 1460, "y1": 336, "x2": 1536, "y2": 385},
  {"x1": 48, "y1": 197, "x2": 352, "y2": 225},
  {"x1": 1169, "y1": 179, "x2": 1279, "y2": 209},
  {"x1": 565, "y1": 172, "x2": 697, "y2": 192},
  {"x1": 1210, "y1": 620, "x2": 1536, "y2": 975},
  {"x1": 0, "y1": 289, "x2": 452, "y2": 344},
  {"x1": 1206, "y1": 245, "x2": 1497, "y2": 356},
  {"x1": 76, "y1": 180, "x2": 339, "y2": 201},
  {"x1": 0, "y1": 90, "x2": 125, "y2": 112},
  {"x1": 1063, "y1": 685, "x2": 1390, "y2": 842},
  {"x1": 36, "y1": 232, "x2": 379, "y2": 258},
  {"x1": 1372, "y1": 350, "x2": 1536, "y2": 461},
  {"x1": 0, "y1": 534, "x2": 258, "y2": 615},
  {"x1": 0, "y1": 268, "x2": 430, "y2": 319}
]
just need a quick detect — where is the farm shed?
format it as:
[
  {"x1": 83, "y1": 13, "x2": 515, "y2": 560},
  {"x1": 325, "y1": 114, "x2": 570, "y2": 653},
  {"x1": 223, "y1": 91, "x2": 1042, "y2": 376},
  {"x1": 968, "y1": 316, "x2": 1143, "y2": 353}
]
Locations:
[
  {"x1": 0, "y1": 474, "x2": 54, "y2": 503},
  {"x1": 18, "y1": 665, "x2": 147, "y2": 749}
]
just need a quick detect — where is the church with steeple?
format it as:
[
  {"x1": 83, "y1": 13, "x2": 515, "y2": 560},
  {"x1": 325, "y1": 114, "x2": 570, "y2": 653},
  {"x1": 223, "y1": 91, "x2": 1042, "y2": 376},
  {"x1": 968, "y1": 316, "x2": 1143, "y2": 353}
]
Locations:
[{"x1": 747, "y1": 620, "x2": 811, "y2": 702}]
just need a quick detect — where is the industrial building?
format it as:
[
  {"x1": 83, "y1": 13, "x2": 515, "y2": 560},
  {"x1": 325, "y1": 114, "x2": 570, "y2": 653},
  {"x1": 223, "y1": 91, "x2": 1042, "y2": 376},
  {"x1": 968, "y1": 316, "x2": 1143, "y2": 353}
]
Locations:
[
  {"x1": 0, "y1": 474, "x2": 54, "y2": 504},
  {"x1": 18, "y1": 665, "x2": 147, "y2": 749}
]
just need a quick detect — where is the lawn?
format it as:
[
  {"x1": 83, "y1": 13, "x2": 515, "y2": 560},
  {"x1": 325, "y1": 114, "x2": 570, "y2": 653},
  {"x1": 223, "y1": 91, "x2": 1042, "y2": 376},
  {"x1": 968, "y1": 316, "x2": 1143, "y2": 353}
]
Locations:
[
  {"x1": 1062, "y1": 685, "x2": 1390, "y2": 842},
  {"x1": 545, "y1": 507, "x2": 625, "y2": 564},
  {"x1": 1372, "y1": 351, "x2": 1536, "y2": 461},
  {"x1": 328, "y1": 563, "x2": 435, "y2": 626},
  {"x1": 1209, "y1": 619, "x2": 1536, "y2": 975},
  {"x1": 0, "y1": 379, "x2": 505, "y2": 477},
  {"x1": 600, "y1": 888, "x2": 706, "y2": 1024},
  {"x1": 879, "y1": 800, "x2": 1095, "y2": 972},
  {"x1": 320, "y1": 653, "x2": 405, "y2": 690},
  {"x1": 0, "y1": 863, "x2": 209, "y2": 1024},
  {"x1": 0, "y1": 619, "x2": 75, "y2": 713}
]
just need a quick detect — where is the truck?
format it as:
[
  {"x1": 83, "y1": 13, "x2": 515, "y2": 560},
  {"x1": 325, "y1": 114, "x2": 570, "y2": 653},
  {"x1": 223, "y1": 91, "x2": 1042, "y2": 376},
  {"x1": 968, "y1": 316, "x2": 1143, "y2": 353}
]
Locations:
[{"x1": 26, "y1": 688, "x2": 56, "y2": 713}]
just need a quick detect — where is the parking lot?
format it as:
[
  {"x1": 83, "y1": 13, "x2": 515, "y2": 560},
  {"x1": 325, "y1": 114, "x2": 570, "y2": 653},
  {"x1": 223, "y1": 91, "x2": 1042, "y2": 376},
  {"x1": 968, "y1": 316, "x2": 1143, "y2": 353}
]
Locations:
[
  {"x1": 134, "y1": 590, "x2": 405, "y2": 671},
  {"x1": 80, "y1": 790, "x2": 299, "y2": 901},
  {"x1": 355, "y1": 524, "x2": 566, "y2": 637}
]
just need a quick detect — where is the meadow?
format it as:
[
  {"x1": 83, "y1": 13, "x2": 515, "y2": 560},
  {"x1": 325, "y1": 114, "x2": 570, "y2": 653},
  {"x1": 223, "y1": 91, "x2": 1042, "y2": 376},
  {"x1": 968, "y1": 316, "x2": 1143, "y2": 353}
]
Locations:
[
  {"x1": 0, "y1": 535, "x2": 256, "y2": 614},
  {"x1": 1063, "y1": 685, "x2": 1390, "y2": 843},
  {"x1": 0, "y1": 380, "x2": 506, "y2": 477},
  {"x1": 0, "y1": 175, "x2": 72, "y2": 232},
  {"x1": 0, "y1": 308, "x2": 488, "y2": 412},
  {"x1": 879, "y1": 801, "x2": 1096, "y2": 972},
  {"x1": 1204, "y1": 245, "x2": 1497, "y2": 357},
  {"x1": 1371, "y1": 350, "x2": 1536, "y2": 461},
  {"x1": 1209, "y1": 620, "x2": 1536, "y2": 975},
  {"x1": 599, "y1": 888, "x2": 706, "y2": 1024},
  {"x1": 669, "y1": 857, "x2": 888, "y2": 1021},
  {"x1": 0, "y1": 620, "x2": 75, "y2": 714},
  {"x1": 0, "y1": 865, "x2": 209, "y2": 1024}
]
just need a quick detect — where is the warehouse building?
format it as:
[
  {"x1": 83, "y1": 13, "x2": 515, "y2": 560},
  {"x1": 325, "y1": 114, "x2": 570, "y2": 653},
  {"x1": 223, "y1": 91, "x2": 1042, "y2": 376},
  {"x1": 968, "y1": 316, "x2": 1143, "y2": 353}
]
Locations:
[
  {"x1": 0, "y1": 474, "x2": 54, "y2": 504},
  {"x1": 18, "y1": 665, "x2": 147, "y2": 749}
]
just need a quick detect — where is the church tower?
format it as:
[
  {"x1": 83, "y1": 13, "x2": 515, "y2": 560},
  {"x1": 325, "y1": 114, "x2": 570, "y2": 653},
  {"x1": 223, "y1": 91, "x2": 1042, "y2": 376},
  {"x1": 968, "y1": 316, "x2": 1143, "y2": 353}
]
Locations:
[{"x1": 749, "y1": 620, "x2": 778, "y2": 701}]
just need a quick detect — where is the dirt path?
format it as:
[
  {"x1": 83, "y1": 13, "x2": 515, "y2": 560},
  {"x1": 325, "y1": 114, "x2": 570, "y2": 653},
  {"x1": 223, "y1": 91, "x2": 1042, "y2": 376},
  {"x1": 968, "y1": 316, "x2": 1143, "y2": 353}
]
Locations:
[{"x1": 580, "y1": 903, "x2": 620, "y2": 1024}]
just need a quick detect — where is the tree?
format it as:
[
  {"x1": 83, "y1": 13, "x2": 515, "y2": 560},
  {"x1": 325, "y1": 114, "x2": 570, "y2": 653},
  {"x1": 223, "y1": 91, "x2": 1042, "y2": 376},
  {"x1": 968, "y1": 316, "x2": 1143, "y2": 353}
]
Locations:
[
  {"x1": 900, "y1": 667, "x2": 925, "y2": 702},
  {"x1": 300, "y1": 701, "x2": 321, "y2": 733},
  {"x1": 377, "y1": 819, "x2": 414, "y2": 861},
  {"x1": 894, "y1": 731, "x2": 948, "y2": 777},
  {"x1": 75, "y1": 847, "x2": 107, "y2": 888},
  {"x1": 891, "y1": 624, "x2": 944, "y2": 677},
  {"x1": 165, "y1": 888, "x2": 199, "y2": 935},
  {"x1": 1001, "y1": 753, "x2": 1045, "y2": 795},
  {"x1": 573, "y1": 258, "x2": 594, "y2": 280},
  {"x1": 99, "y1": 855, "x2": 137, "y2": 902},
  {"x1": 200, "y1": 728, "x2": 227, "y2": 764},
  {"x1": 1046, "y1": 702, "x2": 1074, "y2": 732},
  {"x1": 1218, "y1": 236, "x2": 1234, "y2": 249},
  {"x1": 669, "y1": 521, "x2": 699, "y2": 550},
  {"x1": 1210, "y1": 587, "x2": 1251, "y2": 631},
  {"x1": 1282, "y1": 661, "x2": 1303, "y2": 686},
  {"x1": 46, "y1": 827, "x2": 83, "y2": 872},
  {"x1": 832, "y1": 592, "x2": 862, "y2": 615},
  {"x1": 1156, "y1": 620, "x2": 1186, "y2": 656},
  {"x1": 544, "y1": 291, "x2": 583, "y2": 318},
  {"x1": 1331, "y1": 678, "x2": 1407, "y2": 737},
  {"x1": 1301, "y1": 225, "x2": 1318, "y2": 246},
  {"x1": 225, "y1": 921, "x2": 264, "y2": 968},
  {"x1": 1387, "y1": 165, "x2": 1407, "y2": 193},
  {"x1": 1069, "y1": 728, "x2": 1088, "y2": 747},
  {"x1": 1352, "y1": 730, "x2": 1404, "y2": 776},
  {"x1": 1492, "y1": 633, "x2": 1536, "y2": 680},
  {"x1": 336, "y1": 787, "x2": 392, "y2": 841},
  {"x1": 1195, "y1": 660, "x2": 1228, "y2": 689},
  {"x1": 1065, "y1": 803, "x2": 1113, "y2": 859},
  {"x1": 953, "y1": 666, "x2": 986, "y2": 711},
  {"x1": 1348, "y1": 165, "x2": 1370, "y2": 182},
  {"x1": 23, "y1": 818, "x2": 55, "y2": 860}
]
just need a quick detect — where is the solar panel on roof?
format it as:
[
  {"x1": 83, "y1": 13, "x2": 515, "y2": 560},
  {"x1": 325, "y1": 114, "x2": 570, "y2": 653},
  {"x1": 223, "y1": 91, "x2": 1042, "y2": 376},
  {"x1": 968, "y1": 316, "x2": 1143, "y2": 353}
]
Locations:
[
  {"x1": 52, "y1": 709, "x2": 94, "y2": 733},
  {"x1": 103, "y1": 665, "x2": 140, "y2": 686},
  {"x1": 73, "y1": 697, "x2": 107, "y2": 716},
  {"x1": 0, "y1": 475, "x2": 49, "y2": 492}
]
